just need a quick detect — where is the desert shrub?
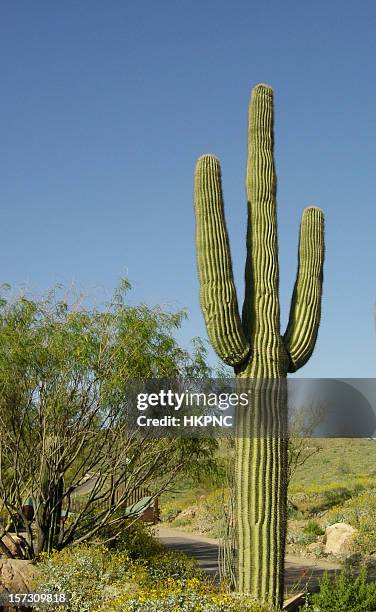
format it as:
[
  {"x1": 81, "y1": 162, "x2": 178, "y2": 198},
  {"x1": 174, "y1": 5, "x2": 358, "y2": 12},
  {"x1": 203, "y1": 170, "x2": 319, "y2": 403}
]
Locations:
[
  {"x1": 109, "y1": 520, "x2": 163, "y2": 559},
  {"x1": 303, "y1": 567, "x2": 376, "y2": 611},
  {"x1": 33, "y1": 544, "x2": 201, "y2": 611},
  {"x1": 144, "y1": 550, "x2": 201, "y2": 582},
  {"x1": 288, "y1": 532, "x2": 316, "y2": 546},
  {"x1": 202, "y1": 489, "x2": 230, "y2": 537},
  {"x1": 112, "y1": 589, "x2": 278, "y2": 611},
  {"x1": 33, "y1": 544, "x2": 133, "y2": 612},
  {"x1": 303, "y1": 520, "x2": 324, "y2": 537},
  {"x1": 287, "y1": 520, "x2": 323, "y2": 547},
  {"x1": 33, "y1": 542, "x2": 278, "y2": 611}
]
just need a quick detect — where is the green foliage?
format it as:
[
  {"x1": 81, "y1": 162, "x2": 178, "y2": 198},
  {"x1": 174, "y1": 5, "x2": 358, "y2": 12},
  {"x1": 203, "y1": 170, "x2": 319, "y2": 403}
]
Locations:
[
  {"x1": 33, "y1": 544, "x2": 132, "y2": 611},
  {"x1": 142, "y1": 550, "x2": 201, "y2": 583},
  {"x1": 303, "y1": 521, "x2": 324, "y2": 537},
  {"x1": 304, "y1": 567, "x2": 376, "y2": 611},
  {"x1": 0, "y1": 280, "x2": 214, "y2": 403},
  {"x1": 285, "y1": 520, "x2": 325, "y2": 548},
  {"x1": 118, "y1": 592, "x2": 277, "y2": 612},
  {"x1": 105, "y1": 520, "x2": 163, "y2": 559},
  {"x1": 287, "y1": 531, "x2": 315, "y2": 547},
  {"x1": 160, "y1": 446, "x2": 232, "y2": 530},
  {"x1": 33, "y1": 542, "x2": 278, "y2": 611},
  {"x1": 0, "y1": 281, "x2": 218, "y2": 554},
  {"x1": 289, "y1": 478, "x2": 375, "y2": 517}
]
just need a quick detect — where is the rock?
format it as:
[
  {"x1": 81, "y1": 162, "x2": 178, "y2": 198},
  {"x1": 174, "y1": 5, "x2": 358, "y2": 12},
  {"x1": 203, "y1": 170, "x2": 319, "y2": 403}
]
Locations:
[
  {"x1": 0, "y1": 534, "x2": 28, "y2": 559},
  {"x1": 324, "y1": 522, "x2": 357, "y2": 557},
  {"x1": 178, "y1": 507, "x2": 197, "y2": 520},
  {"x1": 0, "y1": 558, "x2": 39, "y2": 590},
  {"x1": 0, "y1": 559, "x2": 40, "y2": 611}
]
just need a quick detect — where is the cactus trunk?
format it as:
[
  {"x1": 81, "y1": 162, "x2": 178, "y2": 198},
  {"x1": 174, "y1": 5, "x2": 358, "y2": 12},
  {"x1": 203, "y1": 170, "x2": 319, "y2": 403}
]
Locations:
[
  {"x1": 37, "y1": 434, "x2": 64, "y2": 553},
  {"x1": 194, "y1": 84, "x2": 324, "y2": 606},
  {"x1": 234, "y1": 379, "x2": 288, "y2": 601}
]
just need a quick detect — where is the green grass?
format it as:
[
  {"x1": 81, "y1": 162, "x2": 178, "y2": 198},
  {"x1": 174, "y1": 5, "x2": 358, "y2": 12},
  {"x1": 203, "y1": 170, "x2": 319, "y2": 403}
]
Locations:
[{"x1": 291, "y1": 439, "x2": 376, "y2": 489}]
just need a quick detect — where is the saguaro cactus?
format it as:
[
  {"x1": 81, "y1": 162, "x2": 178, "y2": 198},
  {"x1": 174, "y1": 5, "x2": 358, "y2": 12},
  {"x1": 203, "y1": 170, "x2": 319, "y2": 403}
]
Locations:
[
  {"x1": 194, "y1": 84, "x2": 324, "y2": 605},
  {"x1": 37, "y1": 434, "x2": 64, "y2": 553}
]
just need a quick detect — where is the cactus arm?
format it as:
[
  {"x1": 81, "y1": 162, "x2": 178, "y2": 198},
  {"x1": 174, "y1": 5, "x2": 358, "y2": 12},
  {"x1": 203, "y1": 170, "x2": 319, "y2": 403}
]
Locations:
[
  {"x1": 243, "y1": 85, "x2": 281, "y2": 344},
  {"x1": 194, "y1": 154, "x2": 250, "y2": 366},
  {"x1": 283, "y1": 206, "x2": 325, "y2": 372}
]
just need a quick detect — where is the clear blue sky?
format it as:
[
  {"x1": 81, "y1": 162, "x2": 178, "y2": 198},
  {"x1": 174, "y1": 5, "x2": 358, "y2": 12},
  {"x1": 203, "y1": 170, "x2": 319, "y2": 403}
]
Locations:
[{"x1": 1, "y1": 1, "x2": 375, "y2": 377}]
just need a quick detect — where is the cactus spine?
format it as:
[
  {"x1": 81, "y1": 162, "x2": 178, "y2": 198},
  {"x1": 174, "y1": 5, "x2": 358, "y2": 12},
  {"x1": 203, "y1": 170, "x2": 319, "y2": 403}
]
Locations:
[{"x1": 194, "y1": 84, "x2": 324, "y2": 605}]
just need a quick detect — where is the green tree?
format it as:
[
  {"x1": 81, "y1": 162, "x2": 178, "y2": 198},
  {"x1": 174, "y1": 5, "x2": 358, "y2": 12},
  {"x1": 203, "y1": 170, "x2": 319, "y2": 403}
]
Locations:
[{"x1": 0, "y1": 281, "x2": 216, "y2": 557}]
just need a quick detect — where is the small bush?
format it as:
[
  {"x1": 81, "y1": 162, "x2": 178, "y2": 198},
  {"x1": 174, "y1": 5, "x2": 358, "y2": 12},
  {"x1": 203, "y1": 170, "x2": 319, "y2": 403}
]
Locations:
[
  {"x1": 113, "y1": 590, "x2": 277, "y2": 611},
  {"x1": 33, "y1": 544, "x2": 133, "y2": 612},
  {"x1": 144, "y1": 550, "x2": 200, "y2": 582},
  {"x1": 33, "y1": 542, "x2": 279, "y2": 611},
  {"x1": 111, "y1": 520, "x2": 163, "y2": 559},
  {"x1": 303, "y1": 521, "x2": 324, "y2": 537},
  {"x1": 294, "y1": 533, "x2": 316, "y2": 546},
  {"x1": 304, "y1": 567, "x2": 376, "y2": 611}
]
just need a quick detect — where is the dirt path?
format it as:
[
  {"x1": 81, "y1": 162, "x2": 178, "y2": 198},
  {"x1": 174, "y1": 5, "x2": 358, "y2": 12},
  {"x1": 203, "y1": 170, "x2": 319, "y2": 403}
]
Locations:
[{"x1": 156, "y1": 525, "x2": 341, "y2": 594}]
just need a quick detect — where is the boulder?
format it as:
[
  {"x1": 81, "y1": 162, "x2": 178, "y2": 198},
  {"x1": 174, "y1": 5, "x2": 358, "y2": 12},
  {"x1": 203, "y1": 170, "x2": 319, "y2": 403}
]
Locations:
[
  {"x1": 0, "y1": 559, "x2": 40, "y2": 611},
  {"x1": 178, "y1": 507, "x2": 197, "y2": 520},
  {"x1": 324, "y1": 522, "x2": 357, "y2": 557},
  {"x1": 0, "y1": 534, "x2": 28, "y2": 559}
]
